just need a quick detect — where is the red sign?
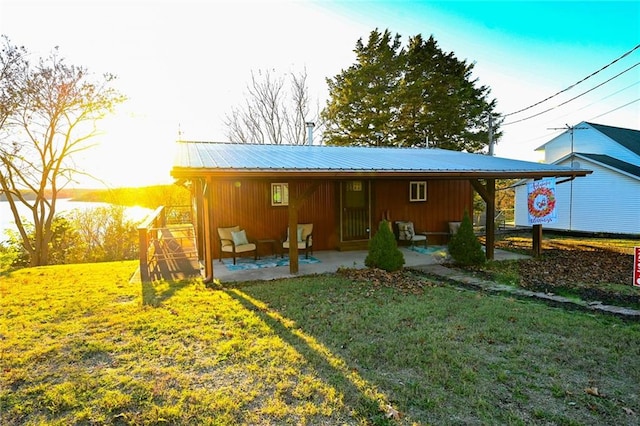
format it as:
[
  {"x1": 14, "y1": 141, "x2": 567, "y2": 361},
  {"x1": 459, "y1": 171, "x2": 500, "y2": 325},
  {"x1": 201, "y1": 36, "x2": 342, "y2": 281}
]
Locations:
[{"x1": 634, "y1": 247, "x2": 640, "y2": 288}]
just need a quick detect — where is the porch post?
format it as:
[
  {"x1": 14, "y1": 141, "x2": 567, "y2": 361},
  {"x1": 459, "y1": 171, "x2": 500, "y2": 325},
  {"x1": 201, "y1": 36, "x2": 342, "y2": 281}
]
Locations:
[
  {"x1": 288, "y1": 194, "x2": 299, "y2": 274},
  {"x1": 469, "y1": 178, "x2": 496, "y2": 261},
  {"x1": 287, "y1": 181, "x2": 320, "y2": 274},
  {"x1": 485, "y1": 179, "x2": 496, "y2": 261},
  {"x1": 532, "y1": 224, "x2": 543, "y2": 257}
]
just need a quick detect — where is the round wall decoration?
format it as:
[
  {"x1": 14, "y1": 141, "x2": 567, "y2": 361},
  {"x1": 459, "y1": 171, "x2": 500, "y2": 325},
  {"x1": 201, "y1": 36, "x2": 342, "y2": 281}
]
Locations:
[{"x1": 528, "y1": 186, "x2": 556, "y2": 218}]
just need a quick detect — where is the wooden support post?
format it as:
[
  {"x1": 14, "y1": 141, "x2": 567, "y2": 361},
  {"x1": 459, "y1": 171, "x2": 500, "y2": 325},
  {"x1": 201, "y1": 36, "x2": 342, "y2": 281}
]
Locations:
[
  {"x1": 485, "y1": 178, "x2": 496, "y2": 261},
  {"x1": 532, "y1": 224, "x2": 542, "y2": 257},
  {"x1": 287, "y1": 182, "x2": 320, "y2": 275},
  {"x1": 138, "y1": 227, "x2": 150, "y2": 282},
  {"x1": 288, "y1": 198, "x2": 299, "y2": 274},
  {"x1": 469, "y1": 178, "x2": 496, "y2": 261},
  {"x1": 531, "y1": 178, "x2": 543, "y2": 258}
]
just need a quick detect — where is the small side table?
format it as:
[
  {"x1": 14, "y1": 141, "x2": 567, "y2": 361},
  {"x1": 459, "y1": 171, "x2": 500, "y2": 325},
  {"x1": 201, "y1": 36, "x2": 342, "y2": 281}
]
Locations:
[{"x1": 256, "y1": 239, "x2": 279, "y2": 259}]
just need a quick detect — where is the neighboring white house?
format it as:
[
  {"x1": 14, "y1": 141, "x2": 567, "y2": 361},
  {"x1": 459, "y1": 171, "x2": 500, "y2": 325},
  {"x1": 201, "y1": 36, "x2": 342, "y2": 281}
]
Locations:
[{"x1": 514, "y1": 121, "x2": 640, "y2": 235}]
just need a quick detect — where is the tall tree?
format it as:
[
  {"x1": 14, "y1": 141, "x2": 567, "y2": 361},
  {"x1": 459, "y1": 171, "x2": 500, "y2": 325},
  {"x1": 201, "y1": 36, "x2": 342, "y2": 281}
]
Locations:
[
  {"x1": 322, "y1": 29, "x2": 403, "y2": 147},
  {"x1": 0, "y1": 37, "x2": 125, "y2": 266},
  {"x1": 224, "y1": 68, "x2": 322, "y2": 145},
  {"x1": 322, "y1": 29, "x2": 500, "y2": 152}
]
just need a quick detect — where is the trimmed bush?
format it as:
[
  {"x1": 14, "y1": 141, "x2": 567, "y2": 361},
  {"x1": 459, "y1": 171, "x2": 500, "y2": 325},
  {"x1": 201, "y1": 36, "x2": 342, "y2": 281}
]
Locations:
[
  {"x1": 447, "y1": 210, "x2": 485, "y2": 266},
  {"x1": 365, "y1": 220, "x2": 405, "y2": 272}
]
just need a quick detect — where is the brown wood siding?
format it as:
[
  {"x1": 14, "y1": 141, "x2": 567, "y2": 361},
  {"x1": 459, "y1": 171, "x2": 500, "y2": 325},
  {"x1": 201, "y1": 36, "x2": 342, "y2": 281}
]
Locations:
[
  {"x1": 372, "y1": 179, "x2": 473, "y2": 242},
  {"x1": 207, "y1": 177, "x2": 472, "y2": 258},
  {"x1": 209, "y1": 179, "x2": 338, "y2": 258}
]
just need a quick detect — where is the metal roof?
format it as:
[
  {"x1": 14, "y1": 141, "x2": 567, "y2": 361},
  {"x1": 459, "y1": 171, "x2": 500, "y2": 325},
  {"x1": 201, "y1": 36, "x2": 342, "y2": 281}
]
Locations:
[
  {"x1": 172, "y1": 141, "x2": 591, "y2": 179},
  {"x1": 535, "y1": 121, "x2": 640, "y2": 155},
  {"x1": 588, "y1": 122, "x2": 640, "y2": 157},
  {"x1": 577, "y1": 153, "x2": 640, "y2": 179}
]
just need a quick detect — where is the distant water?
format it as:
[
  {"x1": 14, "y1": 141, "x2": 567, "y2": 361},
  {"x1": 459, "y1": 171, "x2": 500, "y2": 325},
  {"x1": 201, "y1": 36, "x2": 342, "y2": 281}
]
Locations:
[{"x1": 0, "y1": 199, "x2": 152, "y2": 242}]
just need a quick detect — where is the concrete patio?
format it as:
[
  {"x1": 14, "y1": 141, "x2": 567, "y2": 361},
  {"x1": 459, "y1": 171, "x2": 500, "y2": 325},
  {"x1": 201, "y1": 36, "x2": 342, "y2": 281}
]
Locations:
[{"x1": 210, "y1": 246, "x2": 530, "y2": 283}]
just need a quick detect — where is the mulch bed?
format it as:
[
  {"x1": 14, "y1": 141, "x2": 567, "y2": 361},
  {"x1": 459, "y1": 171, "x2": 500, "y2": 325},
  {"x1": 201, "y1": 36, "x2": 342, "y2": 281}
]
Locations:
[
  {"x1": 337, "y1": 267, "x2": 438, "y2": 295},
  {"x1": 461, "y1": 242, "x2": 639, "y2": 307}
]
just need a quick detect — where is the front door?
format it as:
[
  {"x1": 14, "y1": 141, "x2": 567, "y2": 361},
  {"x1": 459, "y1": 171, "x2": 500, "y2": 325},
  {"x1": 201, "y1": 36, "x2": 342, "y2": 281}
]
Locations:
[{"x1": 340, "y1": 180, "x2": 370, "y2": 241}]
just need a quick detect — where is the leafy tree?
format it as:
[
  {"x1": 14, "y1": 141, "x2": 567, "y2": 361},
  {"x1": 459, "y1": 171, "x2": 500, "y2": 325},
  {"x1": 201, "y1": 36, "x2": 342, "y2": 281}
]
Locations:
[
  {"x1": 3, "y1": 205, "x2": 140, "y2": 267},
  {"x1": 4, "y1": 215, "x2": 84, "y2": 267},
  {"x1": 224, "y1": 68, "x2": 323, "y2": 145},
  {"x1": 365, "y1": 219, "x2": 405, "y2": 272},
  {"x1": 447, "y1": 210, "x2": 485, "y2": 266},
  {"x1": 322, "y1": 29, "x2": 499, "y2": 152},
  {"x1": 67, "y1": 205, "x2": 139, "y2": 263},
  {"x1": 322, "y1": 29, "x2": 403, "y2": 147},
  {"x1": 397, "y1": 34, "x2": 499, "y2": 152},
  {"x1": 0, "y1": 36, "x2": 125, "y2": 266}
]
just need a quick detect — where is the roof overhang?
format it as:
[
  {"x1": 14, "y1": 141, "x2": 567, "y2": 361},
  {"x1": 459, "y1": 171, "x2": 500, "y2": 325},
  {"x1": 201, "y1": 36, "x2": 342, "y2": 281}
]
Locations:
[
  {"x1": 171, "y1": 142, "x2": 593, "y2": 182},
  {"x1": 171, "y1": 167, "x2": 591, "y2": 180}
]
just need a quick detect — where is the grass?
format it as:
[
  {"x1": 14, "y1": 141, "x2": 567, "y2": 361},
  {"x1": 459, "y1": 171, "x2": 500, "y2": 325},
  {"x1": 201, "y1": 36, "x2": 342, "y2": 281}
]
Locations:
[{"x1": 1, "y1": 261, "x2": 640, "y2": 425}]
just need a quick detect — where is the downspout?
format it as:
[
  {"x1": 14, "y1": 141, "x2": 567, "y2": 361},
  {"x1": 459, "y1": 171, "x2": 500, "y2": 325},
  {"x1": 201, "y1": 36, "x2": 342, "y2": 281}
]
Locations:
[{"x1": 200, "y1": 180, "x2": 215, "y2": 284}]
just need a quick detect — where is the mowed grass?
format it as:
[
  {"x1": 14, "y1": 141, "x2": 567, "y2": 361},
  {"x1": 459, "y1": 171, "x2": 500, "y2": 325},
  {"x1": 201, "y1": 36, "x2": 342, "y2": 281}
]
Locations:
[{"x1": 1, "y1": 262, "x2": 639, "y2": 425}]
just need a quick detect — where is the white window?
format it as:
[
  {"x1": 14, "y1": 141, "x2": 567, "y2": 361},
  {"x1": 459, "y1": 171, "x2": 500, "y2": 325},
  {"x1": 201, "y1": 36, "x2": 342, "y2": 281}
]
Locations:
[
  {"x1": 271, "y1": 183, "x2": 289, "y2": 206},
  {"x1": 409, "y1": 181, "x2": 427, "y2": 202}
]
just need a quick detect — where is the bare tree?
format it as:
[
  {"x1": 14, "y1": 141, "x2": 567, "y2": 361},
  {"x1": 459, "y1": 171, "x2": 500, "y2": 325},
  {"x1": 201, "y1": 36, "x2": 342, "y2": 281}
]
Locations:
[
  {"x1": 224, "y1": 68, "x2": 323, "y2": 145},
  {"x1": 0, "y1": 37, "x2": 125, "y2": 266},
  {"x1": 0, "y1": 36, "x2": 28, "y2": 134}
]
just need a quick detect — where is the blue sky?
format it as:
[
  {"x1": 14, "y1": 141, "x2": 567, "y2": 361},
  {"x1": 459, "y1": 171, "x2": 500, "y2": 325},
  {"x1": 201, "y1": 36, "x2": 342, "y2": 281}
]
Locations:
[{"x1": 1, "y1": 0, "x2": 638, "y2": 186}]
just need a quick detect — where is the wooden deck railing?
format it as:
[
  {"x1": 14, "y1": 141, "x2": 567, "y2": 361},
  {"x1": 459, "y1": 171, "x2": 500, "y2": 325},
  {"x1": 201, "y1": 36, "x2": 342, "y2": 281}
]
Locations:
[{"x1": 137, "y1": 205, "x2": 197, "y2": 282}]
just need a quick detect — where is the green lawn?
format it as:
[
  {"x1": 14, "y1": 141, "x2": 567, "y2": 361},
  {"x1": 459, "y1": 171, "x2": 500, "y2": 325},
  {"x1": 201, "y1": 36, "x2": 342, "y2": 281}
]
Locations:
[{"x1": 1, "y1": 261, "x2": 639, "y2": 425}]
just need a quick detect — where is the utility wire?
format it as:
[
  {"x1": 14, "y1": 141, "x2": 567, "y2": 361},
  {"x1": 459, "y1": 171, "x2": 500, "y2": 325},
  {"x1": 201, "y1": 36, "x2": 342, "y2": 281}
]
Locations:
[
  {"x1": 588, "y1": 97, "x2": 640, "y2": 121},
  {"x1": 504, "y1": 43, "x2": 640, "y2": 117},
  {"x1": 548, "y1": 80, "x2": 640, "y2": 121},
  {"x1": 503, "y1": 62, "x2": 640, "y2": 126}
]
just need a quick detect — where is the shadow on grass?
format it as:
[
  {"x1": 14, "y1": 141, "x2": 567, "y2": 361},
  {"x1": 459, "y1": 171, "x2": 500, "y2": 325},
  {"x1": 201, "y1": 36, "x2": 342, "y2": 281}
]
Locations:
[
  {"x1": 141, "y1": 278, "x2": 198, "y2": 307},
  {"x1": 228, "y1": 288, "x2": 397, "y2": 425}
]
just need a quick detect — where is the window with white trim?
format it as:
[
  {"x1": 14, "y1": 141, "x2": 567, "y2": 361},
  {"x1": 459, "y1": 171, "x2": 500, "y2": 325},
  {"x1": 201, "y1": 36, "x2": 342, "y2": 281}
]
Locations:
[
  {"x1": 409, "y1": 181, "x2": 427, "y2": 202},
  {"x1": 271, "y1": 183, "x2": 289, "y2": 206}
]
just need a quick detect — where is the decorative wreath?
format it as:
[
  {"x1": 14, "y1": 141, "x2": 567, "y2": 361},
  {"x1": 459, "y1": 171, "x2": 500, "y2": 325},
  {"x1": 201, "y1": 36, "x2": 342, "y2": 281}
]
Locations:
[{"x1": 528, "y1": 187, "x2": 556, "y2": 218}]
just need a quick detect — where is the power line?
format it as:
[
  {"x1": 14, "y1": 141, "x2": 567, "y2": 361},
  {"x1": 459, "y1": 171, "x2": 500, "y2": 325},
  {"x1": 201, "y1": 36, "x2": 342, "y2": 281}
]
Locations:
[
  {"x1": 503, "y1": 62, "x2": 640, "y2": 126},
  {"x1": 503, "y1": 43, "x2": 640, "y2": 117},
  {"x1": 588, "y1": 97, "x2": 640, "y2": 121},
  {"x1": 546, "y1": 80, "x2": 640, "y2": 122}
]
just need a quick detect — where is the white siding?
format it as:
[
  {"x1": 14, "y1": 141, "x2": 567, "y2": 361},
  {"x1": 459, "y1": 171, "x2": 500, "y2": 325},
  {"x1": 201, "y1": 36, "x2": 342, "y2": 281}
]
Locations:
[
  {"x1": 543, "y1": 123, "x2": 640, "y2": 165},
  {"x1": 515, "y1": 159, "x2": 640, "y2": 234}
]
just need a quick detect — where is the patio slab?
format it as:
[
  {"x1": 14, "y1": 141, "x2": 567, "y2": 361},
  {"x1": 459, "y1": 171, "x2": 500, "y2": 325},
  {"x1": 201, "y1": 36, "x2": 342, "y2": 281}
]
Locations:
[{"x1": 210, "y1": 246, "x2": 529, "y2": 283}]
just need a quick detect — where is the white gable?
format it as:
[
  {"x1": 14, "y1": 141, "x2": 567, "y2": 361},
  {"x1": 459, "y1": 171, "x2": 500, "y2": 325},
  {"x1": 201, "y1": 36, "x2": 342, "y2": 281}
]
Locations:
[{"x1": 539, "y1": 122, "x2": 640, "y2": 165}]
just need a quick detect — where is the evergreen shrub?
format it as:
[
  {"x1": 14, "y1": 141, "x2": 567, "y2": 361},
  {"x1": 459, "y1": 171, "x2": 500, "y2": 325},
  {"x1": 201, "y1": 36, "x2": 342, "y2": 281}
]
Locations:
[
  {"x1": 447, "y1": 210, "x2": 485, "y2": 266},
  {"x1": 365, "y1": 220, "x2": 405, "y2": 272}
]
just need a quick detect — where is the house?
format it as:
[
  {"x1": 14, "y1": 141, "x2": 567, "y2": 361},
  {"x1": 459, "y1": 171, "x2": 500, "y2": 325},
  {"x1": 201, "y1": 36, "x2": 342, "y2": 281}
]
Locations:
[
  {"x1": 514, "y1": 122, "x2": 640, "y2": 235},
  {"x1": 170, "y1": 142, "x2": 590, "y2": 280}
]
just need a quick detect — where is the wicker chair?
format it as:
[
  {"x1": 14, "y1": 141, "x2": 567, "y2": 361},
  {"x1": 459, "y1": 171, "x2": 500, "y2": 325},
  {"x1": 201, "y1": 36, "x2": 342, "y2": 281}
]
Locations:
[
  {"x1": 217, "y1": 225, "x2": 257, "y2": 265},
  {"x1": 282, "y1": 223, "x2": 313, "y2": 259}
]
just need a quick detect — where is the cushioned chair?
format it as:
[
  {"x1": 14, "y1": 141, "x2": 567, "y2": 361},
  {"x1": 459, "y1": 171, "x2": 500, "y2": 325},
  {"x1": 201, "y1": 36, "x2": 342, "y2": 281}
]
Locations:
[
  {"x1": 394, "y1": 221, "x2": 427, "y2": 247},
  {"x1": 217, "y1": 225, "x2": 257, "y2": 265},
  {"x1": 282, "y1": 223, "x2": 313, "y2": 259}
]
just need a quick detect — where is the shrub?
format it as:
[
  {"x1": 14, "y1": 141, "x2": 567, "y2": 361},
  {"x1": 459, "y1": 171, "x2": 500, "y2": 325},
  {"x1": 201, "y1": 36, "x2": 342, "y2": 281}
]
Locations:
[
  {"x1": 365, "y1": 220, "x2": 405, "y2": 272},
  {"x1": 447, "y1": 210, "x2": 485, "y2": 266}
]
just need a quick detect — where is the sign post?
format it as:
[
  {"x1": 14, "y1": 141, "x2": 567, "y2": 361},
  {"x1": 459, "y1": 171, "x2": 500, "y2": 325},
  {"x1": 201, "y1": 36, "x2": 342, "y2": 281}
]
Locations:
[{"x1": 634, "y1": 247, "x2": 640, "y2": 288}]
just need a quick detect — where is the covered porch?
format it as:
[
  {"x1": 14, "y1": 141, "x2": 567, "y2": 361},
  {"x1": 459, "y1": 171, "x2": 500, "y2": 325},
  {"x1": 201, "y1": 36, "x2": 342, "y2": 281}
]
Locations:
[{"x1": 205, "y1": 245, "x2": 530, "y2": 283}]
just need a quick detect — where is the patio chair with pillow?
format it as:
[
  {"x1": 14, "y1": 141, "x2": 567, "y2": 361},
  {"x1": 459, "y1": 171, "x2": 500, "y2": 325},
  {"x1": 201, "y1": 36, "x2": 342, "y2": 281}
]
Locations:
[
  {"x1": 217, "y1": 225, "x2": 257, "y2": 265},
  {"x1": 282, "y1": 223, "x2": 313, "y2": 259},
  {"x1": 394, "y1": 221, "x2": 427, "y2": 247}
]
